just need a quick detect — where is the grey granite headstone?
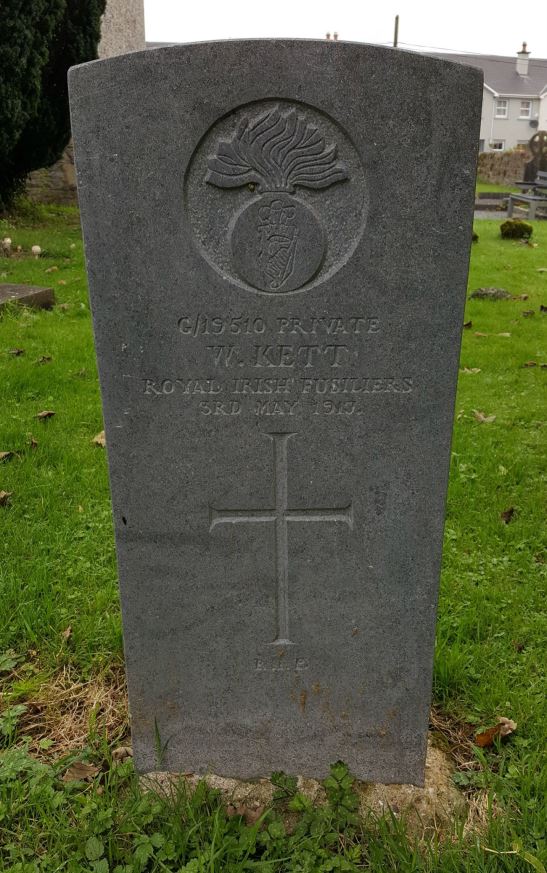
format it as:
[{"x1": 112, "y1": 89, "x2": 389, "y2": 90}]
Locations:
[{"x1": 69, "y1": 40, "x2": 481, "y2": 785}]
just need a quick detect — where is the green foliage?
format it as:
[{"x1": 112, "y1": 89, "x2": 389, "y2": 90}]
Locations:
[
  {"x1": 500, "y1": 218, "x2": 533, "y2": 239},
  {"x1": 0, "y1": 0, "x2": 105, "y2": 211},
  {"x1": 0, "y1": 210, "x2": 546, "y2": 869},
  {"x1": 323, "y1": 761, "x2": 359, "y2": 830}
]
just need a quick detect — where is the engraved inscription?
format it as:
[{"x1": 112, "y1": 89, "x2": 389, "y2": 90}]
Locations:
[
  {"x1": 142, "y1": 375, "x2": 415, "y2": 417},
  {"x1": 255, "y1": 656, "x2": 309, "y2": 673},
  {"x1": 178, "y1": 313, "x2": 380, "y2": 336},
  {"x1": 209, "y1": 433, "x2": 354, "y2": 646}
]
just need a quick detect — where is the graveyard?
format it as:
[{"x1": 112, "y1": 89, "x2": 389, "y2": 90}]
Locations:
[
  {"x1": 1, "y1": 8, "x2": 547, "y2": 865},
  {"x1": 1, "y1": 199, "x2": 545, "y2": 870}
]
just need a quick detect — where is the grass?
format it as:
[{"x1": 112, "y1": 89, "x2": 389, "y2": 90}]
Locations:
[
  {"x1": 476, "y1": 179, "x2": 519, "y2": 195},
  {"x1": 0, "y1": 204, "x2": 546, "y2": 871}
]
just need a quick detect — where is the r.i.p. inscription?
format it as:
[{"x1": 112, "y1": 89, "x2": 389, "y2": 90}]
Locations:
[{"x1": 70, "y1": 40, "x2": 482, "y2": 784}]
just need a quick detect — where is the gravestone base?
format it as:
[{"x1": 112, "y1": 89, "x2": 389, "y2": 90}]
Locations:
[
  {"x1": 0, "y1": 284, "x2": 55, "y2": 310},
  {"x1": 142, "y1": 736, "x2": 466, "y2": 837}
]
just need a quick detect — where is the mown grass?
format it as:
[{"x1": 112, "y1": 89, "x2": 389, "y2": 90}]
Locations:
[
  {"x1": 476, "y1": 179, "x2": 519, "y2": 194},
  {"x1": 0, "y1": 204, "x2": 546, "y2": 871}
]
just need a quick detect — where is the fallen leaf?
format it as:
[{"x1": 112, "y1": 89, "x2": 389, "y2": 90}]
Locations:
[
  {"x1": 226, "y1": 802, "x2": 265, "y2": 825},
  {"x1": 112, "y1": 746, "x2": 133, "y2": 762},
  {"x1": 470, "y1": 287, "x2": 511, "y2": 300},
  {"x1": 463, "y1": 320, "x2": 472, "y2": 329},
  {"x1": 8, "y1": 348, "x2": 25, "y2": 356},
  {"x1": 29, "y1": 436, "x2": 38, "y2": 449},
  {"x1": 92, "y1": 430, "x2": 106, "y2": 447},
  {"x1": 57, "y1": 303, "x2": 70, "y2": 311},
  {"x1": 36, "y1": 410, "x2": 55, "y2": 420},
  {"x1": 62, "y1": 761, "x2": 100, "y2": 782},
  {"x1": 0, "y1": 490, "x2": 13, "y2": 506},
  {"x1": 537, "y1": 267, "x2": 547, "y2": 272},
  {"x1": 512, "y1": 640, "x2": 525, "y2": 653},
  {"x1": 474, "y1": 332, "x2": 489, "y2": 337},
  {"x1": 36, "y1": 355, "x2": 52, "y2": 364},
  {"x1": 475, "y1": 717, "x2": 517, "y2": 748},
  {"x1": 473, "y1": 410, "x2": 496, "y2": 424},
  {"x1": 243, "y1": 804, "x2": 265, "y2": 825},
  {"x1": 523, "y1": 361, "x2": 537, "y2": 367},
  {"x1": 512, "y1": 294, "x2": 529, "y2": 301},
  {"x1": 78, "y1": 505, "x2": 84, "y2": 513},
  {"x1": 522, "y1": 310, "x2": 535, "y2": 317},
  {"x1": 57, "y1": 279, "x2": 67, "y2": 286},
  {"x1": 0, "y1": 451, "x2": 13, "y2": 462},
  {"x1": 501, "y1": 507, "x2": 515, "y2": 524},
  {"x1": 461, "y1": 367, "x2": 481, "y2": 374},
  {"x1": 44, "y1": 266, "x2": 59, "y2": 273},
  {"x1": 497, "y1": 332, "x2": 511, "y2": 337},
  {"x1": 61, "y1": 626, "x2": 72, "y2": 641}
]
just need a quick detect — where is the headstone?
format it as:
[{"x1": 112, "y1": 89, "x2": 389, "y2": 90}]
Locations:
[
  {"x1": 0, "y1": 284, "x2": 55, "y2": 310},
  {"x1": 69, "y1": 41, "x2": 482, "y2": 786}
]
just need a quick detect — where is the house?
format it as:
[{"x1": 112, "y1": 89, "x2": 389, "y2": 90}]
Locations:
[{"x1": 431, "y1": 44, "x2": 547, "y2": 152}]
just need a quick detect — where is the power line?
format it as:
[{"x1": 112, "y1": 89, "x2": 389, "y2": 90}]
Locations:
[
  {"x1": 396, "y1": 41, "x2": 547, "y2": 71},
  {"x1": 345, "y1": 38, "x2": 547, "y2": 72}
]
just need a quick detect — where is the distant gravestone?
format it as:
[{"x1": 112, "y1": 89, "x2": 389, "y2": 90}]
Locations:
[
  {"x1": 69, "y1": 41, "x2": 481, "y2": 785},
  {"x1": 0, "y1": 284, "x2": 55, "y2": 310}
]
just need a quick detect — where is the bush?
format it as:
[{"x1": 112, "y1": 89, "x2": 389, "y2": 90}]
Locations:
[
  {"x1": 500, "y1": 219, "x2": 533, "y2": 239},
  {"x1": 0, "y1": 0, "x2": 105, "y2": 212}
]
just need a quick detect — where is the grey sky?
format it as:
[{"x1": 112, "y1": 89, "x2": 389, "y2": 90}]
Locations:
[{"x1": 144, "y1": 0, "x2": 547, "y2": 59}]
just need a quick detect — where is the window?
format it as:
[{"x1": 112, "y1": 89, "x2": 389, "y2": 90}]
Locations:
[
  {"x1": 519, "y1": 100, "x2": 532, "y2": 118},
  {"x1": 495, "y1": 99, "x2": 508, "y2": 118},
  {"x1": 490, "y1": 140, "x2": 505, "y2": 151}
]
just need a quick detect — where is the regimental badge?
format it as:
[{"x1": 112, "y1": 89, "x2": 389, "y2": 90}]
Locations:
[{"x1": 205, "y1": 106, "x2": 350, "y2": 293}]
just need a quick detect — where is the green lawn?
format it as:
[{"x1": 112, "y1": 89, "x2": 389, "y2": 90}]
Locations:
[
  {"x1": 476, "y1": 180, "x2": 519, "y2": 195},
  {"x1": 0, "y1": 205, "x2": 546, "y2": 871}
]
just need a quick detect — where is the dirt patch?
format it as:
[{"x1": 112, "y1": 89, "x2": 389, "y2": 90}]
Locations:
[
  {"x1": 10, "y1": 665, "x2": 128, "y2": 757},
  {"x1": 143, "y1": 735, "x2": 475, "y2": 839}
]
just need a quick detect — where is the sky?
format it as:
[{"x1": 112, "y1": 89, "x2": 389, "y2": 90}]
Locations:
[{"x1": 144, "y1": 0, "x2": 547, "y2": 59}]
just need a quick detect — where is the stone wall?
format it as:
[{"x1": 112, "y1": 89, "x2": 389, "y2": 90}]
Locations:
[
  {"x1": 477, "y1": 149, "x2": 530, "y2": 185},
  {"x1": 26, "y1": 142, "x2": 77, "y2": 206},
  {"x1": 26, "y1": 0, "x2": 145, "y2": 206}
]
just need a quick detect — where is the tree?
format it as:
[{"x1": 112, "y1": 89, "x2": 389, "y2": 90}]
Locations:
[{"x1": 0, "y1": 0, "x2": 106, "y2": 211}]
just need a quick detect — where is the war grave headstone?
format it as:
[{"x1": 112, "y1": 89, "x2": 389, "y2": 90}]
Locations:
[{"x1": 69, "y1": 40, "x2": 482, "y2": 785}]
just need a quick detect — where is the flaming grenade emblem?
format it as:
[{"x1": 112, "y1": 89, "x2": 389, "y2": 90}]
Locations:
[{"x1": 205, "y1": 106, "x2": 349, "y2": 293}]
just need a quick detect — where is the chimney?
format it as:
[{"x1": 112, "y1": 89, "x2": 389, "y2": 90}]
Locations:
[{"x1": 516, "y1": 42, "x2": 530, "y2": 76}]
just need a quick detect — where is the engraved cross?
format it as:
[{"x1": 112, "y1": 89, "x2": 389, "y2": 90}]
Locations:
[{"x1": 210, "y1": 432, "x2": 354, "y2": 646}]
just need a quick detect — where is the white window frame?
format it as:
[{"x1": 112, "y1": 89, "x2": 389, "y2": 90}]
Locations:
[
  {"x1": 490, "y1": 140, "x2": 505, "y2": 151},
  {"x1": 495, "y1": 99, "x2": 508, "y2": 118},
  {"x1": 519, "y1": 100, "x2": 532, "y2": 118}
]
